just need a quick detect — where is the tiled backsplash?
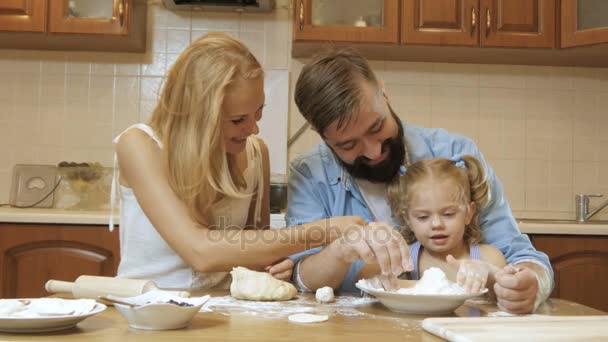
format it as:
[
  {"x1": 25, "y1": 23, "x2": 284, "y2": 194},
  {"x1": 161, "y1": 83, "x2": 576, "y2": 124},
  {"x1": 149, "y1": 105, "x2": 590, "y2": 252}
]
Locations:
[
  {"x1": 0, "y1": 2, "x2": 290, "y2": 205},
  {"x1": 1, "y1": 2, "x2": 608, "y2": 220},
  {"x1": 288, "y1": 61, "x2": 608, "y2": 220}
]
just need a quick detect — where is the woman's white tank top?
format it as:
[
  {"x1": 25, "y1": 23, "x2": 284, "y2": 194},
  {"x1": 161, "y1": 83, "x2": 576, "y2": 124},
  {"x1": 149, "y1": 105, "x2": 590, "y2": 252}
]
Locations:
[{"x1": 109, "y1": 123, "x2": 263, "y2": 290}]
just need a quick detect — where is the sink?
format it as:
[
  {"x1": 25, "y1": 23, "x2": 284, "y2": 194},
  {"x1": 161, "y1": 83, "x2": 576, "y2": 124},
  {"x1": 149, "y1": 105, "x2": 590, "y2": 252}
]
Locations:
[{"x1": 517, "y1": 218, "x2": 608, "y2": 225}]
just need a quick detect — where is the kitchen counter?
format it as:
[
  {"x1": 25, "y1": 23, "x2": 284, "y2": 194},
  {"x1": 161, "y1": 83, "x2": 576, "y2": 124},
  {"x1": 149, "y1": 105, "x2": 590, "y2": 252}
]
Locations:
[
  {"x1": 0, "y1": 207, "x2": 287, "y2": 228},
  {"x1": 517, "y1": 218, "x2": 608, "y2": 236},
  {"x1": 0, "y1": 208, "x2": 115, "y2": 225},
  {"x1": 0, "y1": 292, "x2": 604, "y2": 341},
  {"x1": 2, "y1": 207, "x2": 608, "y2": 235}
]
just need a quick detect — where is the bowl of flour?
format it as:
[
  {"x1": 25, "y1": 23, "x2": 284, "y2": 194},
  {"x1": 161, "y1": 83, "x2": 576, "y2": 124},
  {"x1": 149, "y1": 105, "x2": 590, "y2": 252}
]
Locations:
[{"x1": 355, "y1": 267, "x2": 487, "y2": 315}]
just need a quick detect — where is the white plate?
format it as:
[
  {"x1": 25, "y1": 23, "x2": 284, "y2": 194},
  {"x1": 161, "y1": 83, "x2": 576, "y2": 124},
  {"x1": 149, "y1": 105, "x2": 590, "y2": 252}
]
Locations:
[
  {"x1": 0, "y1": 302, "x2": 106, "y2": 333},
  {"x1": 356, "y1": 281, "x2": 487, "y2": 315}
]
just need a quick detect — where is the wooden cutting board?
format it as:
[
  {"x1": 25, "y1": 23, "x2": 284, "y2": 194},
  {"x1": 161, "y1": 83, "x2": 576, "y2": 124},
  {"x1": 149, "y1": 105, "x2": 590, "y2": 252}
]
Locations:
[{"x1": 422, "y1": 315, "x2": 608, "y2": 342}]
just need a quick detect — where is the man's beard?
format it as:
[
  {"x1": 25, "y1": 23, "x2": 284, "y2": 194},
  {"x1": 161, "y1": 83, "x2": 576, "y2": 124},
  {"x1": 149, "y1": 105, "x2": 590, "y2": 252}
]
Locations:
[{"x1": 337, "y1": 112, "x2": 405, "y2": 183}]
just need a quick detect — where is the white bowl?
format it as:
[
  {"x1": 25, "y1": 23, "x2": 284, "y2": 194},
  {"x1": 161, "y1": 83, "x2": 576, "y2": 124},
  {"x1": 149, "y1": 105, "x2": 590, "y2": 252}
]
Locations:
[
  {"x1": 113, "y1": 292, "x2": 210, "y2": 330},
  {"x1": 356, "y1": 280, "x2": 487, "y2": 315}
]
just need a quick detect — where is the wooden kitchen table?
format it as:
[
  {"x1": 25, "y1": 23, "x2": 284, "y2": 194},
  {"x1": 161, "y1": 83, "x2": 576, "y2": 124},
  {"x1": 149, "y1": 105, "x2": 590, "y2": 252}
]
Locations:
[{"x1": 0, "y1": 291, "x2": 605, "y2": 341}]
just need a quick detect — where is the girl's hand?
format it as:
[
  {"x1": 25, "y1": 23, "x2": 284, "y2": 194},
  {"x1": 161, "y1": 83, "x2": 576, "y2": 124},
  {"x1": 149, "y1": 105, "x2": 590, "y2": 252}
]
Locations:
[
  {"x1": 265, "y1": 258, "x2": 295, "y2": 281},
  {"x1": 447, "y1": 255, "x2": 499, "y2": 293}
]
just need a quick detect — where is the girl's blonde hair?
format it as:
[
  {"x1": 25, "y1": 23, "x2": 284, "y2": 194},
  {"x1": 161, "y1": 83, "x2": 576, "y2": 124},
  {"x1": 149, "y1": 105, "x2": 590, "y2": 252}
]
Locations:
[
  {"x1": 149, "y1": 32, "x2": 263, "y2": 226},
  {"x1": 388, "y1": 155, "x2": 491, "y2": 245}
]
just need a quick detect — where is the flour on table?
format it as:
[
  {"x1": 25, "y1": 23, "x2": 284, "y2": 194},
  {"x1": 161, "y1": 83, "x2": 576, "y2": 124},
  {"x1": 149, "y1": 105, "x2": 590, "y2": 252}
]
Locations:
[
  {"x1": 288, "y1": 313, "x2": 329, "y2": 323},
  {"x1": 202, "y1": 295, "x2": 375, "y2": 319}
]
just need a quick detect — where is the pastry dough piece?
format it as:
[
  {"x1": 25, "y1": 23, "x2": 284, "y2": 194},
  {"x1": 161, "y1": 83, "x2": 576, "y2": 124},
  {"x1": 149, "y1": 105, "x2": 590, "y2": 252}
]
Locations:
[
  {"x1": 230, "y1": 267, "x2": 297, "y2": 301},
  {"x1": 288, "y1": 313, "x2": 329, "y2": 323}
]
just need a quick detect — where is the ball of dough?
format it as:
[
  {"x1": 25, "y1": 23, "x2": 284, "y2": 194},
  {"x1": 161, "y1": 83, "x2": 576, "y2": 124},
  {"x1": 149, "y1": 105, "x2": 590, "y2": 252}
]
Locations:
[
  {"x1": 315, "y1": 286, "x2": 335, "y2": 303},
  {"x1": 230, "y1": 266, "x2": 297, "y2": 301}
]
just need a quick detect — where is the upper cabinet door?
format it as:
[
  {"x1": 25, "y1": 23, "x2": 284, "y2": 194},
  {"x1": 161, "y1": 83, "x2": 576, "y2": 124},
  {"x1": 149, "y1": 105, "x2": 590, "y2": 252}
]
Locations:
[
  {"x1": 48, "y1": 0, "x2": 128, "y2": 35},
  {"x1": 561, "y1": 0, "x2": 608, "y2": 48},
  {"x1": 0, "y1": 0, "x2": 47, "y2": 32},
  {"x1": 401, "y1": 0, "x2": 479, "y2": 46},
  {"x1": 293, "y1": 0, "x2": 399, "y2": 43},
  {"x1": 481, "y1": 0, "x2": 556, "y2": 48}
]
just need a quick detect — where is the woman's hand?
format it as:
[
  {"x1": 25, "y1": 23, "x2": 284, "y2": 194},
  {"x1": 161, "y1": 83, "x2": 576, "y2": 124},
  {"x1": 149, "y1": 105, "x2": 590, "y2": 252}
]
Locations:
[
  {"x1": 265, "y1": 258, "x2": 295, "y2": 281},
  {"x1": 447, "y1": 255, "x2": 500, "y2": 293}
]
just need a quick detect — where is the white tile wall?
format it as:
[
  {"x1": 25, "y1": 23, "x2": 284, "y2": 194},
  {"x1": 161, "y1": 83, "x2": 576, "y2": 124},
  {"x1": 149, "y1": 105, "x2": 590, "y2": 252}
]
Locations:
[
  {"x1": 1, "y1": 0, "x2": 608, "y2": 221},
  {"x1": 0, "y1": 1, "x2": 292, "y2": 205},
  {"x1": 289, "y1": 61, "x2": 608, "y2": 220}
]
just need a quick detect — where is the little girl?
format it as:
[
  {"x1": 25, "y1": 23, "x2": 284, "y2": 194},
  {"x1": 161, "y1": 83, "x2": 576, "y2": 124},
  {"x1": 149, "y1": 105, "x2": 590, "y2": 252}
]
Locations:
[{"x1": 388, "y1": 154, "x2": 506, "y2": 294}]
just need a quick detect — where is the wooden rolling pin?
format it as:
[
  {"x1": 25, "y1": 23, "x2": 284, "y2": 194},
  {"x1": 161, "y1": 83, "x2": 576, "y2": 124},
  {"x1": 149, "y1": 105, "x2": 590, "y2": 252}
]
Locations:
[{"x1": 45, "y1": 275, "x2": 190, "y2": 299}]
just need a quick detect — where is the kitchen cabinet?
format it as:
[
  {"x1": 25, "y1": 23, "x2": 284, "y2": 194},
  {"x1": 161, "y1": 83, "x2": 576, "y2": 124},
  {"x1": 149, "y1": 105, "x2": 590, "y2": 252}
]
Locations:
[
  {"x1": 0, "y1": 224, "x2": 120, "y2": 299},
  {"x1": 293, "y1": 0, "x2": 400, "y2": 43},
  {"x1": 402, "y1": 0, "x2": 555, "y2": 48},
  {"x1": 48, "y1": 0, "x2": 128, "y2": 36},
  {"x1": 481, "y1": 0, "x2": 555, "y2": 48},
  {"x1": 0, "y1": 0, "x2": 146, "y2": 52},
  {"x1": 293, "y1": 0, "x2": 608, "y2": 67},
  {"x1": 561, "y1": 0, "x2": 608, "y2": 47},
  {"x1": 0, "y1": 0, "x2": 46, "y2": 33},
  {"x1": 401, "y1": 0, "x2": 478, "y2": 46},
  {"x1": 530, "y1": 234, "x2": 608, "y2": 312}
]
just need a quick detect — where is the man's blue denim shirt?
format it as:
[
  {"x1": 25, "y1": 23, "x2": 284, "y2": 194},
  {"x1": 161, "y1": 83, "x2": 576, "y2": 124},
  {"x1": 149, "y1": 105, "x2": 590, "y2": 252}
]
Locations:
[{"x1": 286, "y1": 124, "x2": 553, "y2": 293}]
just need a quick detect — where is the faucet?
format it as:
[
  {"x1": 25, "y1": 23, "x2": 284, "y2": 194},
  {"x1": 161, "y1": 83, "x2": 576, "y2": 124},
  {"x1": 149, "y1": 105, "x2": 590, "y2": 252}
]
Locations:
[{"x1": 575, "y1": 194, "x2": 608, "y2": 222}]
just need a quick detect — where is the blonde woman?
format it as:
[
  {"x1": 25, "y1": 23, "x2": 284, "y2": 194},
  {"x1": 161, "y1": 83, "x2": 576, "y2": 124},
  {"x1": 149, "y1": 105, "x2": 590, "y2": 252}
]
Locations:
[{"x1": 111, "y1": 33, "x2": 367, "y2": 291}]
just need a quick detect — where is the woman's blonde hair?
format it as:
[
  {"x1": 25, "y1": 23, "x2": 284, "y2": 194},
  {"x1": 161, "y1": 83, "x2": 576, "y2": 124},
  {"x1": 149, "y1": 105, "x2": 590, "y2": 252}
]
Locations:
[
  {"x1": 388, "y1": 155, "x2": 491, "y2": 245},
  {"x1": 149, "y1": 32, "x2": 263, "y2": 226}
]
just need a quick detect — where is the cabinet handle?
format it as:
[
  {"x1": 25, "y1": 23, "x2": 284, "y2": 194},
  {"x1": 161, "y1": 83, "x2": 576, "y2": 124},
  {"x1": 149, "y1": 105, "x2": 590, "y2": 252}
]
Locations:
[
  {"x1": 118, "y1": 0, "x2": 125, "y2": 27},
  {"x1": 299, "y1": 0, "x2": 304, "y2": 32},
  {"x1": 471, "y1": 7, "x2": 476, "y2": 37},
  {"x1": 485, "y1": 7, "x2": 491, "y2": 38}
]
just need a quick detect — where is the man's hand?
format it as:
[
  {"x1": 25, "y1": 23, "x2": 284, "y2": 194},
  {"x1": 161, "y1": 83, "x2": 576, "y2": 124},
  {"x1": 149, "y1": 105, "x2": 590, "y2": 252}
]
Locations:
[
  {"x1": 494, "y1": 265, "x2": 539, "y2": 314},
  {"x1": 265, "y1": 258, "x2": 295, "y2": 282},
  {"x1": 324, "y1": 215, "x2": 368, "y2": 242},
  {"x1": 327, "y1": 221, "x2": 412, "y2": 278}
]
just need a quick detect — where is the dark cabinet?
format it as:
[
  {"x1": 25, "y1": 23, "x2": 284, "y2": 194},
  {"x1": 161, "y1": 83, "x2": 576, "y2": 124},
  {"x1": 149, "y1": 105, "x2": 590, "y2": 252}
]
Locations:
[
  {"x1": 530, "y1": 234, "x2": 608, "y2": 312},
  {"x1": 0, "y1": 224, "x2": 120, "y2": 299}
]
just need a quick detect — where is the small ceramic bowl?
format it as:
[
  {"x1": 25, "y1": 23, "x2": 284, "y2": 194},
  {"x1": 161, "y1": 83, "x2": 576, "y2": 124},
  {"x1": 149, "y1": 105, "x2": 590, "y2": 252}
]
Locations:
[{"x1": 113, "y1": 292, "x2": 210, "y2": 330}]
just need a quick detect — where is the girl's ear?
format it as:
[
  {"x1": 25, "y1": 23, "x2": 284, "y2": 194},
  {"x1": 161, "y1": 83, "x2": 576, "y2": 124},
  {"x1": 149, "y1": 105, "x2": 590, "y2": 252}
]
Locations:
[{"x1": 465, "y1": 201, "x2": 476, "y2": 225}]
